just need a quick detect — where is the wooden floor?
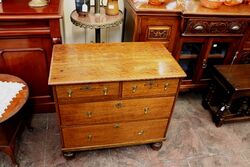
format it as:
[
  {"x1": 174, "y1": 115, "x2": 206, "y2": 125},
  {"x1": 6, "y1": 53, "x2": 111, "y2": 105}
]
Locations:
[{"x1": 1, "y1": 92, "x2": 250, "y2": 167}]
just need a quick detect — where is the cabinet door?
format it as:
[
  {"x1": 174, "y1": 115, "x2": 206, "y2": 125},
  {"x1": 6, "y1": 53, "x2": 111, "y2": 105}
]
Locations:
[
  {"x1": 139, "y1": 17, "x2": 180, "y2": 52},
  {"x1": 199, "y1": 38, "x2": 241, "y2": 81},
  {"x1": 175, "y1": 37, "x2": 206, "y2": 88},
  {"x1": 0, "y1": 36, "x2": 53, "y2": 112},
  {"x1": 176, "y1": 37, "x2": 241, "y2": 89}
]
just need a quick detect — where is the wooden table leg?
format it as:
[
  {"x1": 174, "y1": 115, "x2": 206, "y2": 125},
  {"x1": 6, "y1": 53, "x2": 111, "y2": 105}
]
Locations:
[{"x1": 95, "y1": 28, "x2": 101, "y2": 43}]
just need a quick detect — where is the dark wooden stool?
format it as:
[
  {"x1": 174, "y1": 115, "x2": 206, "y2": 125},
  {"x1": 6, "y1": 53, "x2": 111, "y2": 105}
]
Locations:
[
  {"x1": 202, "y1": 64, "x2": 250, "y2": 127},
  {"x1": 0, "y1": 74, "x2": 29, "y2": 166}
]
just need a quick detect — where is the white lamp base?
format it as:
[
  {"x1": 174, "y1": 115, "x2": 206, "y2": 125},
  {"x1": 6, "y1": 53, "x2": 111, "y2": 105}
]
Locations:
[{"x1": 28, "y1": 0, "x2": 48, "y2": 7}]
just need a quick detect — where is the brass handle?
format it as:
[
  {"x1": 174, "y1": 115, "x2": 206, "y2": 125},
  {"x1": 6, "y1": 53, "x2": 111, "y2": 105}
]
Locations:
[
  {"x1": 144, "y1": 107, "x2": 149, "y2": 114},
  {"x1": 103, "y1": 87, "x2": 108, "y2": 95},
  {"x1": 194, "y1": 25, "x2": 204, "y2": 31},
  {"x1": 132, "y1": 85, "x2": 137, "y2": 93},
  {"x1": 87, "y1": 134, "x2": 92, "y2": 141},
  {"x1": 67, "y1": 89, "x2": 72, "y2": 98},
  {"x1": 114, "y1": 123, "x2": 120, "y2": 128},
  {"x1": 231, "y1": 25, "x2": 240, "y2": 31},
  {"x1": 115, "y1": 102, "x2": 123, "y2": 109},
  {"x1": 202, "y1": 59, "x2": 207, "y2": 69},
  {"x1": 138, "y1": 130, "x2": 144, "y2": 135},
  {"x1": 80, "y1": 85, "x2": 92, "y2": 91},
  {"x1": 86, "y1": 111, "x2": 92, "y2": 118},
  {"x1": 164, "y1": 83, "x2": 169, "y2": 90}
]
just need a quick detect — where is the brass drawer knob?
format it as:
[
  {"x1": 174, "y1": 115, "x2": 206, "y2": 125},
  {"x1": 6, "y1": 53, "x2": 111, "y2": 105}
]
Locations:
[
  {"x1": 164, "y1": 83, "x2": 169, "y2": 90},
  {"x1": 194, "y1": 25, "x2": 204, "y2": 31},
  {"x1": 231, "y1": 25, "x2": 240, "y2": 31},
  {"x1": 87, "y1": 134, "x2": 92, "y2": 141},
  {"x1": 86, "y1": 111, "x2": 92, "y2": 118},
  {"x1": 114, "y1": 123, "x2": 120, "y2": 128},
  {"x1": 103, "y1": 87, "x2": 108, "y2": 95},
  {"x1": 138, "y1": 130, "x2": 144, "y2": 135},
  {"x1": 115, "y1": 102, "x2": 123, "y2": 109},
  {"x1": 144, "y1": 107, "x2": 149, "y2": 114},
  {"x1": 67, "y1": 89, "x2": 72, "y2": 97},
  {"x1": 132, "y1": 85, "x2": 137, "y2": 93},
  {"x1": 80, "y1": 85, "x2": 92, "y2": 91}
]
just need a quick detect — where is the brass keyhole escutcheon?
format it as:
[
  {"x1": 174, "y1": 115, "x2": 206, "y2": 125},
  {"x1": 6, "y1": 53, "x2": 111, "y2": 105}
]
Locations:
[
  {"x1": 164, "y1": 83, "x2": 169, "y2": 90},
  {"x1": 138, "y1": 130, "x2": 144, "y2": 135},
  {"x1": 114, "y1": 123, "x2": 120, "y2": 128},
  {"x1": 86, "y1": 111, "x2": 92, "y2": 118},
  {"x1": 80, "y1": 85, "x2": 92, "y2": 91},
  {"x1": 132, "y1": 85, "x2": 137, "y2": 93},
  {"x1": 144, "y1": 107, "x2": 149, "y2": 114},
  {"x1": 87, "y1": 134, "x2": 92, "y2": 141},
  {"x1": 115, "y1": 102, "x2": 123, "y2": 109},
  {"x1": 103, "y1": 87, "x2": 108, "y2": 95},
  {"x1": 67, "y1": 89, "x2": 72, "y2": 97}
]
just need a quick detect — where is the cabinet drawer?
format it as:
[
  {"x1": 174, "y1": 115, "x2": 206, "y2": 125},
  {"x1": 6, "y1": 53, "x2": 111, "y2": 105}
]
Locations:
[
  {"x1": 183, "y1": 18, "x2": 248, "y2": 36},
  {"x1": 59, "y1": 97, "x2": 174, "y2": 126},
  {"x1": 62, "y1": 119, "x2": 168, "y2": 148},
  {"x1": 0, "y1": 20, "x2": 50, "y2": 36},
  {"x1": 122, "y1": 79, "x2": 178, "y2": 98},
  {"x1": 56, "y1": 82, "x2": 119, "y2": 103}
]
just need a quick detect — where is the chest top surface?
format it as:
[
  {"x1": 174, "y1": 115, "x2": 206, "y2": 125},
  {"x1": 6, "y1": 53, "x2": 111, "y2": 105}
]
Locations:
[
  {"x1": 215, "y1": 64, "x2": 250, "y2": 91},
  {"x1": 48, "y1": 42, "x2": 186, "y2": 85}
]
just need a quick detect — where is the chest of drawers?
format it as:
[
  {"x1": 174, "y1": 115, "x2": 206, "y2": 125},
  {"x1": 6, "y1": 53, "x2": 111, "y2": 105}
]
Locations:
[{"x1": 48, "y1": 42, "x2": 186, "y2": 156}]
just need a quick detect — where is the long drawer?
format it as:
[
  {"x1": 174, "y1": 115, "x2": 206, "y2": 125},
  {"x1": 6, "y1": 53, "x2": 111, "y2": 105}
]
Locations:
[
  {"x1": 62, "y1": 119, "x2": 168, "y2": 148},
  {"x1": 122, "y1": 79, "x2": 179, "y2": 98},
  {"x1": 59, "y1": 97, "x2": 174, "y2": 126},
  {"x1": 56, "y1": 82, "x2": 120, "y2": 103}
]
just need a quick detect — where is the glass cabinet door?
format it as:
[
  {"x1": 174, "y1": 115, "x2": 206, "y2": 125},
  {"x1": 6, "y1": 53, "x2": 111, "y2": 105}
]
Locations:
[
  {"x1": 202, "y1": 41, "x2": 236, "y2": 79},
  {"x1": 178, "y1": 43, "x2": 203, "y2": 80}
]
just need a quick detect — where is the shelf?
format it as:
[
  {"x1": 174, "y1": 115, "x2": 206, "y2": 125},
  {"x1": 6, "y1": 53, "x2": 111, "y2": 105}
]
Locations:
[
  {"x1": 180, "y1": 54, "x2": 198, "y2": 59},
  {"x1": 208, "y1": 54, "x2": 225, "y2": 59}
]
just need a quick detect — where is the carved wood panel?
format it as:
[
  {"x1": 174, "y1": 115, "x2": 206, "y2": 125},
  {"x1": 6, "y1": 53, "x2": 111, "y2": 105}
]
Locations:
[
  {"x1": 184, "y1": 19, "x2": 248, "y2": 35},
  {"x1": 147, "y1": 26, "x2": 171, "y2": 40}
]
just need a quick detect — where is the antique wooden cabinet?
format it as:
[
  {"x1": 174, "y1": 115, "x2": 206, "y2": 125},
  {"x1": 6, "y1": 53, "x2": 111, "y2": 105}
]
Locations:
[
  {"x1": 49, "y1": 42, "x2": 186, "y2": 156},
  {"x1": 123, "y1": 0, "x2": 250, "y2": 90},
  {"x1": 0, "y1": 0, "x2": 63, "y2": 113}
]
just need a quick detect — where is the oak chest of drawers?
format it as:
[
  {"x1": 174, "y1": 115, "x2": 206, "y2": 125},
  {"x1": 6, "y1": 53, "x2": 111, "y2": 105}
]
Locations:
[{"x1": 48, "y1": 42, "x2": 186, "y2": 156}]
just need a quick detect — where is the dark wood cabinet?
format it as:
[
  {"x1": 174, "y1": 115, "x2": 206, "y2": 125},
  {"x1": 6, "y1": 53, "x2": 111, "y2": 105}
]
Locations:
[
  {"x1": 123, "y1": 0, "x2": 250, "y2": 90},
  {"x1": 0, "y1": 0, "x2": 63, "y2": 113}
]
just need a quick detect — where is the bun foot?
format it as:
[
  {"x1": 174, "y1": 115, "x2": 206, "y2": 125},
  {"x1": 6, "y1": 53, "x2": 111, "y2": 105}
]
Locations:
[{"x1": 150, "y1": 142, "x2": 162, "y2": 151}]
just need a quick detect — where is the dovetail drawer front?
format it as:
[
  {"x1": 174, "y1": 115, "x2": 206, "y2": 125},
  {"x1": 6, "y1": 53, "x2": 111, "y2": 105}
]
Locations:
[
  {"x1": 62, "y1": 119, "x2": 168, "y2": 148},
  {"x1": 184, "y1": 19, "x2": 248, "y2": 35},
  {"x1": 122, "y1": 79, "x2": 179, "y2": 98},
  {"x1": 59, "y1": 97, "x2": 174, "y2": 126},
  {"x1": 56, "y1": 82, "x2": 120, "y2": 103}
]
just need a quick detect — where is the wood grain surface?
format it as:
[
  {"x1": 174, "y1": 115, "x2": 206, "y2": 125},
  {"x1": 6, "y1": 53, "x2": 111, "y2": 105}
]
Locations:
[{"x1": 49, "y1": 42, "x2": 186, "y2": 85}]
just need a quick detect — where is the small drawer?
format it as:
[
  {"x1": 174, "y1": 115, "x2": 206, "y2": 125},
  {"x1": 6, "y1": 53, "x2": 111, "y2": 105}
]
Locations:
[
  {"x1": 122, "y1": 79, "x2": 179, "y2": 98},
  {"x1": 183, "y1": 18, "x2": 248, "y2": 36},
  {"x1": 62, "y1": 119, "x2": 168, "y2": 148},
  {"x1": 56, "y1": 82, "x2": 119, "y2": 103},
  {"x1": 59, "y1": 97, "x2": 174, "y2": 126}
]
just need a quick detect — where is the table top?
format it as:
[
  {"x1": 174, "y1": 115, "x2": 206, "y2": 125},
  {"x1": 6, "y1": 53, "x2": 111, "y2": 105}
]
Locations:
[
  {"x1": 0, "y1": 74, "x2": 29, "y2": 123},
  {"x1": 49, "y1": 42, "x2": 186, "y2": 85},
  {"x1": 214, "y1": 64, "x2": 250, "y2": 91},
  {"x1": 70, "y1": 7, "x2": 123, "y2": 29}
]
